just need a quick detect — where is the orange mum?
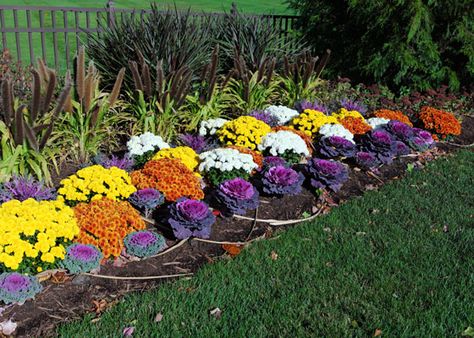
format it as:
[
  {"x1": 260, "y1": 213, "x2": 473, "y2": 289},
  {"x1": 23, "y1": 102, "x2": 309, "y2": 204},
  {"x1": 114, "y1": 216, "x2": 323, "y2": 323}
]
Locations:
[
  {"x1": 272, "y1": 126, "x2": 314, "y2": 155},
  {"x1": 131, "y1": 159, "x2": 204, "y2": 202},
  {"x1": 419, "y1": 106, "x2": 461, "y2": 138},
  {"x1": 227, "y1": 145, "x2": 264, "y2": 170},
  {"x1": 374, "y1": 109, "x2": 413, "y2": 127},
  {"x1": 340, "y1": 116, "x2": 372, "y2": 135},
  {"x1": 74, "y1": 198, "x2": 145, "y2": 259}
]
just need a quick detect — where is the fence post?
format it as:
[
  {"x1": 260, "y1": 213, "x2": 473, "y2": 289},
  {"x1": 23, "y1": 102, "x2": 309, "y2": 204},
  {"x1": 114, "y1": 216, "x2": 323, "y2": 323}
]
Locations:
[{"x1": 106, "y1": 0, "x2": 115, "y2": 28}]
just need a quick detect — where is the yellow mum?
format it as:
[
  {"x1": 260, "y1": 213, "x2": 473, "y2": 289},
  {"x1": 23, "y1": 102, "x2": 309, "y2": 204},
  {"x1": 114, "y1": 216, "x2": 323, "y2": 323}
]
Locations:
[
  {"x1": 332, "y1": 108, "x2": 365, "y2": 121},
  {"x1": 152, "y1": 146, "x2": 199, "y2": 172},
  {"x1": 290, "y1": 109, "x2": 340, "y2": 137},
  {"x1": 216, "y1": 116, "x2": 271, "y2": 150}
]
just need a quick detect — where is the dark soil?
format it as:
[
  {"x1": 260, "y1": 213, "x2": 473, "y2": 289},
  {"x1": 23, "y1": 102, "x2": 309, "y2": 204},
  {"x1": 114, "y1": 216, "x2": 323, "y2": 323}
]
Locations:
[{"x1": 2, "y1": 116, "x2": 473, "y2": 338}]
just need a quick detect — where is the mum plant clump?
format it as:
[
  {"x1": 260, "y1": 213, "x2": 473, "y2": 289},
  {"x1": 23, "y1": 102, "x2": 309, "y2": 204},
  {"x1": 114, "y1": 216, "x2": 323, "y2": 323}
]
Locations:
[
  {"x1": 418, "y1": 106, "x2": 461, "y2": 139},
  {"x1": 373, "y1": 109, "x2": 413, "y2": 127},
  {"x1": 124, "y1": 231, "x2": 166, "y2": 258},
  {"x1": 62, "y1": 243, "x2": 102, "y2": 274},
  {"x1": 290, "y1": 110, "x2": 340, "y2": 137},
  {"x1": 168, "y1": 198, "x2": 216, "y2": 239},
  {"x1": 258, "y1": 130, "x2": 310, "y2": 164},
  {"x1": 263, "y1": 105, "x2": 300, "y2": 125},
  {"x1": 216, "y1": 116, "x2": 271, "y2": 150},
  {"x1": 152, "y1": 146, "x2": 200, "y2": 173},
  {"x1": 127, "y1": 132, "x2": 170, "y2": 168}
]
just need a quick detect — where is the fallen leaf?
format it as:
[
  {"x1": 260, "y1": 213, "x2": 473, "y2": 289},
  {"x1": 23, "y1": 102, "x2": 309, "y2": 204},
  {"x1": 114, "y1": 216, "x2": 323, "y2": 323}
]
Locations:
[
  {"x1": 462, "y1": 326, "x2": 474, "y2": 337},
  {"x1": 209, "y1": 307, "x2": 222, "y2": 319},
  {"x1": 154, "y1": 313, "x2": 163, "y2": 323},
  {"x1": 374, "y1": 328, "x2": 382, "y2": 336},
  {"x1": 0, "y1": 319, "x2": 17, "y2": 335},
  {"x1": 270, "y1": 251, "x2": 278, "y2": 260},
  {"x1": 51, "y1": 271, "x2": 70, "y2": 284},
  {"x1": 123, "y1": 326, "x2": 135, "y2": 337},
  {"x1": 222, "y1": 244, "x2": 242, "y2": 257},
  {"x1": 92, "y1": 299, "x2": 108, "y2": 314},
  {"x1": 443, "y1": 225, "x2": 449, "y2": 233}
]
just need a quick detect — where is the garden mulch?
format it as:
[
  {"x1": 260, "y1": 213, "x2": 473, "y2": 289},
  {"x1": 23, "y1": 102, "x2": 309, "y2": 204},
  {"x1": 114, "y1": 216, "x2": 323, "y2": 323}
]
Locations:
[{"x1": 2, "y1": 116, "x2": 473, "y2": 338}]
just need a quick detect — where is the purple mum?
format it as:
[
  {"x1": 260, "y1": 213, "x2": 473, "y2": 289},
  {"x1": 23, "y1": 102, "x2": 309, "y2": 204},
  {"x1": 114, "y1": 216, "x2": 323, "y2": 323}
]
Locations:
[
  {"x1": 168, "y1": 198, "x2": 216, "y2": 239},
  {"x1": 0, "y1": 176, "x2": 55, "y2": 203},
  {"x1": 124, "y1": 231, "x2": 166, "y2": 257},
  {"x1": 128, "y1": 188, "x2": 165, "y2": 217},
  {"x1": 355, "y1": 151, "x2": 380, "y2": 170},
  {"x1": 215, "y1": 178, "x2": 259, "y2": 215},
  {"x1": 361, "y1": 130, "x2": 397, "y2": 164},
  {"x1": 339, "y1": 98, "x2": 368, "y2": 114},
  {"x1": 0, "y1": 272, "x2": 42, "y2": 304},
  {"x1": 249, "y1": 110, "x2": 279, "y2": 127},
  {"x1": 318, "y1": 136, "x2": 356, "y2": 159},
  {"x1": 306, "y1": 158, "x2": 349, "y2": 192},
  {"x1": 62, "y1": 244, "x2": 102, "y2": 274},
  {"x1": 295, "y1": 100, "x2": 329, "y2": 114},
  {"x1": 179, "y1": 134, "x2": 210, "y2": 154},
  {"x1": 261, "y1": 165, "x2": 304, "y2": 196}
]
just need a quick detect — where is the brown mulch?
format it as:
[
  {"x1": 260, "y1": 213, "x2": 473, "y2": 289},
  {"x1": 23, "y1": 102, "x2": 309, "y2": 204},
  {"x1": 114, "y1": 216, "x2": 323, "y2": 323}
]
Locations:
[{"x1": 1, "y1": 116, "x2": 473, "y2": 338}]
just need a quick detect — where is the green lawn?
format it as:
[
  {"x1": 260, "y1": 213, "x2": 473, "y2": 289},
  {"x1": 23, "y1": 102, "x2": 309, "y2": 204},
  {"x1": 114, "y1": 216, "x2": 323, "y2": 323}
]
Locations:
[{"x1": 58, "y1": 150, "x2": 474, "y2": 337}]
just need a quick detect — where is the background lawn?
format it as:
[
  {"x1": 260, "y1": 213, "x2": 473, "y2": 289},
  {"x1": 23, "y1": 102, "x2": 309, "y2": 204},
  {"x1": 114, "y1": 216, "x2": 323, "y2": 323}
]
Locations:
[{"x1": 58, "y1": 149, "x2": 474, "y2": 337}]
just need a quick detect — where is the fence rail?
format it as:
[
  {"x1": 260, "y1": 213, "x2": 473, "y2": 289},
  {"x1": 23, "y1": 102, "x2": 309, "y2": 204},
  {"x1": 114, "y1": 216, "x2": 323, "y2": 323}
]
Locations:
[{"x1": 0, "y1": 2, "x2": 300, "y2": 72}]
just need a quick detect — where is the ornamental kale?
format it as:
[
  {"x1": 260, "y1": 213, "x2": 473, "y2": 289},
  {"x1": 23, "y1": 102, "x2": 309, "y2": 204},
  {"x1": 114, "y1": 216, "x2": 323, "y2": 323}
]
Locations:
[
  {"x1": 295, "y1": 100, "x2": 329, "y2": 114},
  {"x1": 128, "y1": 188, "x2": 165, "y2": 218},
  {"x1": 95, "y1": 154, "x2": 134, "y2": 172},
  {"x1": 261, "y1": 165, "x2": 304, "y2": 196},
  {"x1": 361, "y1": 130, "x2": 397, "y2": 164},
  {"x1": 0, "y1": 272, "x2": 42, "y2": 304},
  {"x1": 0, "y1": 176, "x2": 55, "y2": 203},
  {"x1": 339, "y1": 98, "x2": 368, "y2": 114},
  {"x1": 383, "y1": 120, "x2": 414, "y2": 142},
  {"x1": 408, "y1": 128, "x2": 435, "y2": 152},
  {"x1": 318, "y1": 135, "x2": 356, "y2": 159},
  {"x1": 248, "y1": 110, "x2": 279, "y2": 127},
  {"x1": 168, "y1": 198, "x2": 216, "y2": 239},
  {"x1": 355, "y1": 151, "x2": 380, "y2": 170},
  {"x1": 215, "y1": 178, "x2": 259, "y2": 215},
  {"x1": 62, "y1": 244, "x2": 102, "y2": 274},
  {"x1": 306, "y1": 158, "x2": 349, "y2": 192},
  {"x1": 124, "y1": 231, "x2": 166, "y2": 257},
  {"x1": 394, "y1": 141, "x2": 411, "y2": 155},
  {"x1": 261, "y1": 156, "x2": 289, "y2": 170},
  {"x1": 179, "y1": 134, "x2": 210, "y2": 154}
]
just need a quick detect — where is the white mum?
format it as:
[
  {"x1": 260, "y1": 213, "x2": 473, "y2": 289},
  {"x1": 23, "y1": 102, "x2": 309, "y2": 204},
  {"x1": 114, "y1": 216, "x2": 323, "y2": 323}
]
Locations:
[
  {"x1": 199, "y1": 148, "x2": 258, "y2": 173},
  {"x1": 199, "y1": 118, "x2": 229, "y2": 136},
  {"x1": 366, "y1": 117, "x2": 390, "y2": 129},
  {"x1": 264, "y1": 105, "x2": 299, "y2": 125},
  {"x1": 318, "y1": 124, "x2": 354, "y2": 142},
  {"x1": 126, "y1": 132, "x2": 170, "y2": 157},
  {"x1": 258, "y1": 131, "x2": 310, "y2": 157}
]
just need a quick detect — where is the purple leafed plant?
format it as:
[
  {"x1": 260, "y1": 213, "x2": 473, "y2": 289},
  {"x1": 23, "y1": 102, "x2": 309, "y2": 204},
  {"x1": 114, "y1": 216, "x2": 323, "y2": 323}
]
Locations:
[
  {"x1": 408, "y1": 128, "x2": 435, "y2": 152},
  {"x1": 248, "y1": 110, "x2": 279, "y2": 127},
  {"x1": 62, "y1": 244, "x2": 103, "y2": 274},
  {"x1": 215, "y1": 178, "x2": 259, "y2": 215},
  {"x1": 0, "y1": 176, "x2": 55, "y2": 203},
  {"x1": 361, "y1": 130, "x2": 397, "y2": 164},
  {"x1": 124, "y1": 231, "x2": 166, "y2": 257},
  {"x1": 306, "y1": 158, "x2": 349, "y2": 192},
  {"x1": 179, "y1": 134, "x2": 210, "y2": 153},
  {"x1": 339, "y1": 98, "x2": 368, "y2": 114},
  {"x1": 383, "y1": 120, "x2": 414, "y2": 142},
  {"x1": 295, "y1": 100, "x2": 329, "y2": 114},
  {"x1": 0, "y1": 272, "x2": 42, "y2": 304},
  {"x1": 128, "y1": 188, "x2": 165, "y2": 218},
  {"x1": 260, "y1": 156, "x2": 289, "y2": 171},
  {"x1": 394, "y1": 141, "x2": 411, "y2": 155},
  {"x1": 261, "y1": 165, "x2": 304, "y2": 196},
  {"x1": 355, "y1": 151, "x2": 380, "y2": 170},
  {"x1": 168, "y1": 198, "x2": 216, "y2": 239},
  {"x1": 318, "y1": 136, "x2": 356, "y2": 159},
  {"x1": 96, "y1": 154, "x2": 134, "y2": 172}
]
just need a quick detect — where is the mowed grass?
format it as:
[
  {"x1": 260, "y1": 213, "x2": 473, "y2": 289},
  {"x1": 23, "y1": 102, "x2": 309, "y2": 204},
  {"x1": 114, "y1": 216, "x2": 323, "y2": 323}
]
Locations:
[{"x1": 58, "y1": 150, "x2": 474, "y2": 337}]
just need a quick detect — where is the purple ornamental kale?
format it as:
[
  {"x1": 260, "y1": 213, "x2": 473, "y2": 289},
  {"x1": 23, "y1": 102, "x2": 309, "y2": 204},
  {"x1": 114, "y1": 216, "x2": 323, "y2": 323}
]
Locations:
[
  {"x1": 318, "y1": 136, "x2": 356, "y2": 159},
  {"x1": 295, "y1": 100, "x2": 329, "y2": 114},
  {"x1": 215, "y1": 178, "x2": 259, "y2": 215},
  {"x1": 394, "y1": 141, "x2": 411, "y2": 155},
  {"x1": 179, "y1": 133, "x2": 210, "y2": 154},
  {"x1": 249, "y1": 110, "x2": 279, "y2": 127},
  {"x1": 0, "y1": 273, "x2": 42, "y2": 304},
  {"x1": 261, "y1": 165, "x2": 304, "y2": 196},
  {"x1": 95, "y1": 154, "x2": 134, "y2": 172},
  {"x1": 355, "y1": 151, "x2": 380, "y2": 170},
  {"x1": 339, "y1": 98, "x2": 368, "y2": 114},
  {"x1": 306, "y1": 158, "x2": 349, "y2": 192},
  {"x1": 62, "y1": 244, "x2": 103, "y2": 274},
  {"x1": 0, "y1": 176, "x2": 55, "y2": 203},
  {"x1": 128, "y1": 188, "x2": 165, "y2": 217},
  {"x1": 361, "y1": 130, "x2": 397, "y2": 164},
  {"x1": 168, "y1": 198, "x2": 216, "y2": 239},
  {"x1": 124, "y1": 231, "x2": 166, "y2": 257},
  {"x1": 408, "y1": 128, "x2": 435, "y2": 152},
  {"x1": 383, "y1": 120, "x2": 414, "y2": 142},
  {"x1": 260, "y1": 156, "x2": 289, "y2": 171}
]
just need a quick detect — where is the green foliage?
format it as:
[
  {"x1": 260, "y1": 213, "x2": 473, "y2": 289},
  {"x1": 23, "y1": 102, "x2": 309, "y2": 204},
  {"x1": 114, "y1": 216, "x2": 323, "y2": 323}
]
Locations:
[
  {"x1": 288, "y1": 0, "x2": 474, "y2": 92},
  {"x1": 206, "y1": 167, "x2": 250, "y2": 186}
]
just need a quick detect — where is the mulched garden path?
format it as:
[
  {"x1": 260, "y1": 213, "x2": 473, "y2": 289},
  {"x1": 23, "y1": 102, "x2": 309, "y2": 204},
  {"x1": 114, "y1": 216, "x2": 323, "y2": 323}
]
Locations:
[{"x1": 2, "y1": 116, "x2": 473, "y2": 338}]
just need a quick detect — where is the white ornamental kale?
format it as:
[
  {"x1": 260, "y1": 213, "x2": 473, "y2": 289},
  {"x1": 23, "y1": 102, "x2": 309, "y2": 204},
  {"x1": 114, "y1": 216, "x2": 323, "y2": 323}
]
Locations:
[
  {"x1": 198, "y1": 148, "x2": 258, "y2": 173},
  {"x1": 258, "y1": 131, "x2": 310, "y2": 157},
  {"x1": 366, "y1": 117, "x2": 390, "y2": 129},
  {"x1": 126, "y1": 132, "x2": 170, "y2": 157},
  {"x1": 263, "y1": 105, "x2": 299, "y2": 125},
  {"x1": 318, "y1": 124, "x2": 354, "y2": 142},
  {"x1": 199, "y1": 118, "x2": 229, "y2": 136}
]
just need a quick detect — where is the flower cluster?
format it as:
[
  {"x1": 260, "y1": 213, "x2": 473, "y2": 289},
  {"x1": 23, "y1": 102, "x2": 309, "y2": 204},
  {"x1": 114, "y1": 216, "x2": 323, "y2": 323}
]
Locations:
[
  {"x1": 261, "y1": 165, "x2": 304, "y2": 196},
  {"x1": 419, "y1": 106, "x2": 461, "y2": 138},
  {"x1": 168, "y1": 198, "x2": 216, "y2": 239},
  {"x1": 216, "y1": 116, "x2": 271, "y2": 150},
  {"x1": 199, "y1": 118, "x2": 229, "y2": 136},
  {"x1": 179, "y1": 134, "x2": 210, "y2": 154},
  {"x1": 258, "y1": 131, "x2": 310, "y2": 164},
  {"x1": 0, "y1": 176, "x2": 55, "y2": 203},
  {"x1": 127, "y1": 132, "x2": 170, "y2": 167},
  {"x1": 318, "y1": 136, "x2": 357, "y2": 159},
  {"x1": 74, "y1": 198, "x2": 145, "y2": 258},
  {"x1": 263, "y1": 105, "x2": 299, "y2": 125},
  {"x1": 58, "y1": 165, "x2": 136, "y2": 206},
  {"x1": 361, "y1": 130, "x2": 397, "y2": 164},
  {"x1": 124, "y1": 231, "x2": 166, "y2": 258},
  {"x1": 131, "y1": 159, "x2": 204, "y2": 201},
  {"x1": 228, "y1": 146, "x2": 264, "y2": 170},
  {"x1": 199, "y1": 148, "x2": 258, "y2": 186},
  {"x1": 271, "y1": 126, "x2": 314, "y2": 155},
  {"x1": 248, "y1": 110, "x2": 279, "y2": 127},
  {"x1": 290, "y1": 109, "x2": 339, "y2": 137},
  {"x1": 152, "y1": 146, "x2": 200, "y2": 173},
  {"x1": 128, "y1": 188, "x2": 165, "y2": 218},
  {"x1": 215, "y1": 178, "x2": 259, "y2": 215},
  {"x1": 306, "y1": 158, "x2": 349, "y2": 192},
  {"x1": 318, "y1": 123, "x2": 354, "y2": 142},
  {"x1": 332, "y1": 108, "x2": 365, "y2": 121},
  {"x1": 366, "y1": 117, "x2": 390, "y2": 129},
  {"x1": 340, "y1": 116, "x2": 372, "y2": 135},
  {"x1": 61, "y1": 243, "x2": 102, "y2": 274},
  {"x1": 374, "y1": 109, "x2": 413, "y2": 127},
  {"x1": 0, "y1": 199, "x2": 79, "y2": 272},
  {"x1": 0, "y1": 272, "x2": 42, "y2": 304}
]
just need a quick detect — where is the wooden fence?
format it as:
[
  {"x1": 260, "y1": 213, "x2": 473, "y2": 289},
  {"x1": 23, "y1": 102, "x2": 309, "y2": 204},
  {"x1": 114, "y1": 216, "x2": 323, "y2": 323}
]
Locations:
[{"x1": 0, "y1": 2, "x2": 300, "y2": 71}]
